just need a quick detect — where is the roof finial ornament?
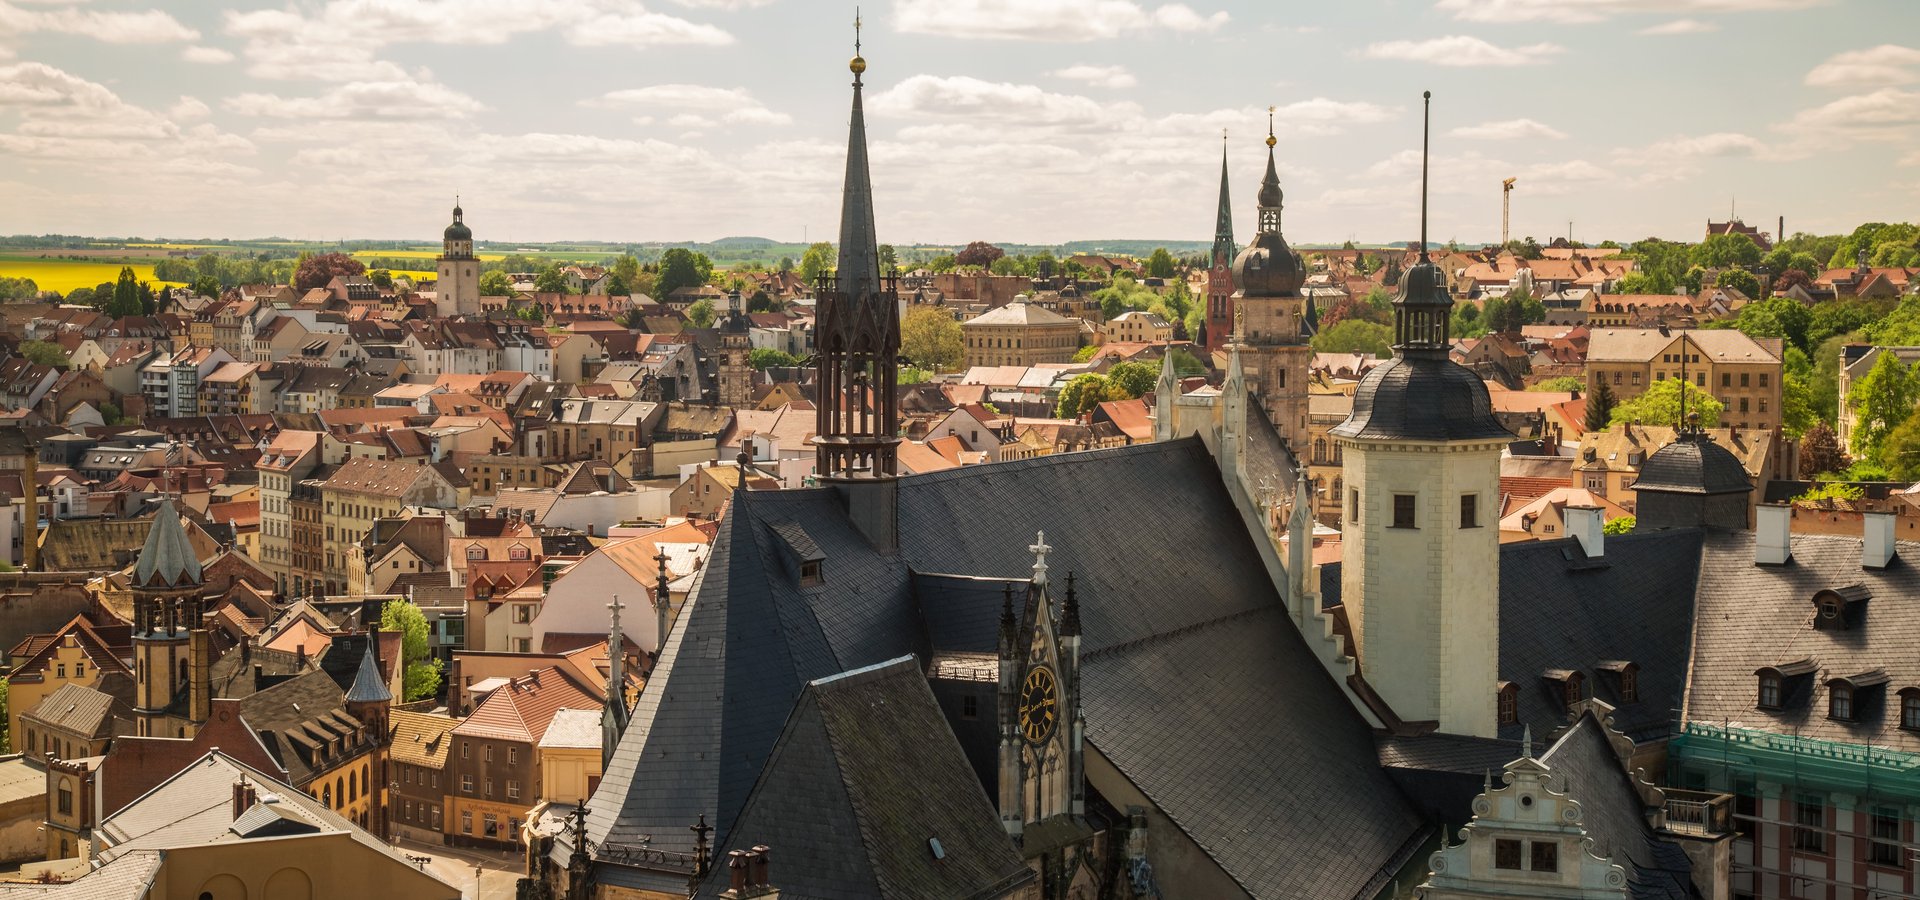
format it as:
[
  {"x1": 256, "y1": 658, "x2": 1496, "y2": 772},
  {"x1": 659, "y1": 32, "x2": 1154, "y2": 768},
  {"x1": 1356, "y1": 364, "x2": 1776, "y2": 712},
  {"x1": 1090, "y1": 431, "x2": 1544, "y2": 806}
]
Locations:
[
  {"x1": 1266, "y1": 106, "x2": 1276, "y2": 148},
  {"x1": 1521, "y1": 724, "x2": 1533, "y2": 759},
  {"x1": 1029, "y1": 530, "x2": 1051, "y2": 586},
  {"x1": 850, "y1": 7, "x2": 866, "y2": 81},
  {"x1": 1419, "y1": 90, "x2": 1431, "y2": 262}
]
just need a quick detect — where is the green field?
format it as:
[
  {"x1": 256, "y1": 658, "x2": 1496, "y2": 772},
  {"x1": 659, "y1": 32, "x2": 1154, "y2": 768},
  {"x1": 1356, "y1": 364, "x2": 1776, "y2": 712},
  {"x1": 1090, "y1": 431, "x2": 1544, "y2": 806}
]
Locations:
[
  {"x1": 0, "y1": 257, "x2": 185, "y2": 293},
  {"x1": 352, "y1": 249, "x2": 507, "y2": 263}
]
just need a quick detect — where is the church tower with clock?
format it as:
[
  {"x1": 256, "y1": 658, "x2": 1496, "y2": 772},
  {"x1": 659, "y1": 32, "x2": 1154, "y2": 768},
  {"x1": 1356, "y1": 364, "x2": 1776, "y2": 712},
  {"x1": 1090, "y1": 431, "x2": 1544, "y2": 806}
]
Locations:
[{"x1": 996, "y1": 532, "x2": 1088, "y2": 891}]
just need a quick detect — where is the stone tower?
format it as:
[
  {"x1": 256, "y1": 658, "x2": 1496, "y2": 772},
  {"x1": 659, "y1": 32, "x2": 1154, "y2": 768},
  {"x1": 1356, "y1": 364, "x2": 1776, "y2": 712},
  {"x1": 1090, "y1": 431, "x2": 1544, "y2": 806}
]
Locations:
[
  {"x1": 996, "y1": 534, "x2": 1084, "y2": 841},
  {"x1": 1203, "y1": 136, "x2": 1235, "y2": 355},
  {"x1": 1330, "y1": 93, "x2": 1511, "y2": 739},
  {"x1": 435, "y1": 202, "x2": 481, "y2": 318},
  {"x1": 131, "y1": 499, "x2": 204, "y2": 737},
  {"x1": 1231, "y1": 114, "x2": 1312, "y2": 451},
  {"x1": 717, "y1": 294, "x2": 754, "y2": 409},
  {"x1": 343, "y1": 629, "x2": 393, "y2": 838}
]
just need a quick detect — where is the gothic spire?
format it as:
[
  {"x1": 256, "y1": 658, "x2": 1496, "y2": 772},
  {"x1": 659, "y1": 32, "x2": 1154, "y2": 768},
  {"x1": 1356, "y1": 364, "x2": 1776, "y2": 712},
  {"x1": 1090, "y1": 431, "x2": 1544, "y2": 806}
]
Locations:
[
  {"x1": 1256, "y1": 107, "x2": 1282, "y2": 235},
  {"x1": 836, "y1": 11, "x2": 880, "y2": 297},
  {"x1": 1212, "y1": 131, "x2": 1234, "y2": 264}
]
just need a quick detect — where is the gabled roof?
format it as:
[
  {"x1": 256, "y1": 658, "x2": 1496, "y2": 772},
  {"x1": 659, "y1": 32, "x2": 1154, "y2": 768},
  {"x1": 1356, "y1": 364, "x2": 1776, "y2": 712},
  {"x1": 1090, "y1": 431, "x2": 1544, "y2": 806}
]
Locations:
[
  {"x1": 1538, "y1": 713, "x2": 1698, "y2": 899},
  {"x1": 453, "y1": 664, "x2": 600, "y2": 744},
  {"x1": 133, "y1": 498, "x2": 201, "y2": 589},
  {"x1": 692, "y1": 657, "x2": 1032, "y2": 899},
  {"x1": 389, "y1": 709, "x2": 459, "y2": 769}
]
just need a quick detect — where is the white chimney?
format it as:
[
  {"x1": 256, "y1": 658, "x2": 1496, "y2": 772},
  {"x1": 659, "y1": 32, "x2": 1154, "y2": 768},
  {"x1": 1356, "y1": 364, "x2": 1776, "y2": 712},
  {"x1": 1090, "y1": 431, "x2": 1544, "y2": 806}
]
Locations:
[
  {"x1": 1564, "y1": 504, "x2": 1604, "y2": 557},
  {"x1": 1864, "y1": 510, "x2": 1897, "y2": 570},
  {"x1": 1756, "y1": 504, "x2": 1792, "y2": 566}
]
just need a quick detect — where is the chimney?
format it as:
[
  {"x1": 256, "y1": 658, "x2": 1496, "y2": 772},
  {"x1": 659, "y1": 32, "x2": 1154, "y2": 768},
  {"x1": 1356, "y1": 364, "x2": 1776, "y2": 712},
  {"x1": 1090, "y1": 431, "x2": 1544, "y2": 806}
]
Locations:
[
  {"x1": 231, "y1": 778, "x2": 257, "y2": 820},
  {"x1": 750, "y1": 845, "x2": 771, "y2": 888},
  {"x1": 1756, "y1": 503, "x2": 1792, "y2": 566},
  {"x1": 1564, "y1": 505, "x2": 1604, "y2": 557},
  {"x1": 726, "y1": 850, "x2": 749, "y2": 894},
  {"x1": 1864, "y1": 510, "x2": 1897, "y2": 570}
]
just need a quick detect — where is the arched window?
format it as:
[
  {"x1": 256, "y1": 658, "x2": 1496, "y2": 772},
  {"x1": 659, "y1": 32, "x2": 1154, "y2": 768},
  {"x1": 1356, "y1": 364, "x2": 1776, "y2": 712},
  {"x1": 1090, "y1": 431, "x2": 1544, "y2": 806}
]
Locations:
[
  {"x1": 1901, "y1": 688, "x2": 1920, "y2": 731},
  {"x1": 1497, "y1": 682, "x2": 1518, "y2": 725},
  {"x1": 1757, "y1": 670, "x2": 1783, "y2": 709},
  {"x1": 1313, "y1": 438, "x2": 1327, "y2": 464},
  {"x1": 1829, "y1": 681, "x2": 1855, "y2": 722}
]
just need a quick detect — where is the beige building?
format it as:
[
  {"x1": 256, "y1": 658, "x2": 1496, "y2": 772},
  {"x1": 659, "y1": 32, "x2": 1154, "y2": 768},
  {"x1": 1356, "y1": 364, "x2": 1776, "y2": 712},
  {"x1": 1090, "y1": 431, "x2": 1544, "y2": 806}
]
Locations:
[
  {"x1": 536, "y1": 708, "x2": 604, "y2": 803},
  {"x1": 1573, "y1": 424, "x2": 1773, "y2": 518},
  {"x1": 1105, "y1": 309, "x2": 1173, "y2": 344},
  {"x1": 319, "y1": 457, "x2": 462, "y2": 595},
  {"x1": 1584, "y1": 328, "x2": 1783, "y2": 433},
  {"x1": 961, "y1": 297, "x2": 1081, "y2": 368}
]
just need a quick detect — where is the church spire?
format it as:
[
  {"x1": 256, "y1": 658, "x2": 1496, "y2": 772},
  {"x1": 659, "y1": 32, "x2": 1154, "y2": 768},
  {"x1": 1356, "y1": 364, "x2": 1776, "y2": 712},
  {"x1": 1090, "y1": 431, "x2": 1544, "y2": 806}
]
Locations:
[
  {"x1": 836, "y1": 9, "x2": 879, "y2": 297},
  {"x1": 1391, "y1": 91, "x2": 1453, "y2": 358},
  {"x1": 1256, "y1": 107, "x2": 1282, "y2": 236},
  {"x1": 1212, "y1": 130, "x2": 1234, "y2": 265}
]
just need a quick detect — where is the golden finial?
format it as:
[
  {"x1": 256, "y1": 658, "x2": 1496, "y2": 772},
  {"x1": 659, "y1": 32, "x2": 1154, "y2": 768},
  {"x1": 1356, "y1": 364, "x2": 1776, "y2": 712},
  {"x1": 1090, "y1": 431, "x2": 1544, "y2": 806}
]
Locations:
[
  {"x1": 850, "y1": 7, "x2": 866, "y2": 76},
  {"x1": 1266, "y1": 106, "x2": 1276, "y2": 148}
]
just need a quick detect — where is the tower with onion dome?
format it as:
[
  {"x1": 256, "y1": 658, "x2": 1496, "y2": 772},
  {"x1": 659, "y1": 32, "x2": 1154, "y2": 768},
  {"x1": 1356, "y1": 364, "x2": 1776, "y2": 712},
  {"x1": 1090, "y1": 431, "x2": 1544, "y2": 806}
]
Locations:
[
  {"x1": 435, "y1": 201, "x2": 481, "y2": 317},
  {"x1": 1232, "y1": 111, "x2": 1314, "y2": 452}
]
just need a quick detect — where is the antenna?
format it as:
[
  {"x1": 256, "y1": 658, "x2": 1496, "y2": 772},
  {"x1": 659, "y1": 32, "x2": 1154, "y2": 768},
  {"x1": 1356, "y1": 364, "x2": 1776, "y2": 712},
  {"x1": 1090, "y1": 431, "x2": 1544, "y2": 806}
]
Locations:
[{"x1": 1419, "y1": 91, "x2": 1431, "y2": 259}]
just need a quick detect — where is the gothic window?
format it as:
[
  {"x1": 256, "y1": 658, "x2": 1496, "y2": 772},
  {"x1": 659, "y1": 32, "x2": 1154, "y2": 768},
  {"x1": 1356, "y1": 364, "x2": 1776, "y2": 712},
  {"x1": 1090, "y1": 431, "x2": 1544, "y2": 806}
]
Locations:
[{"x1": 1313, "y1": 438, "x2": 1327, "y2": 464}]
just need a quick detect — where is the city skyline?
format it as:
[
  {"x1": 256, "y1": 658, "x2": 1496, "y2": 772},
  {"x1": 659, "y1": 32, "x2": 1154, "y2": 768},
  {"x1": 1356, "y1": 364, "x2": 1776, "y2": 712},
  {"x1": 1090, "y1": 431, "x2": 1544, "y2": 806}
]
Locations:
[{"x1": 1, "y1": 0, "x2": 1914, "y2": 246}]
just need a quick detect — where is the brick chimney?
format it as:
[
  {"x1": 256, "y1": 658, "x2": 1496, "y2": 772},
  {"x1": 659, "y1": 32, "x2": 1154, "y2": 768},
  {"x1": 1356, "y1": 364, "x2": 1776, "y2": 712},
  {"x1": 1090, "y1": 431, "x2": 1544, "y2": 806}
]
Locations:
[
  {"x1": 231, "y1": 777, "x2": 258, "y2": 820},
  {"x1": 720, "y1": 845, "x2": 780, "y2": 899}
]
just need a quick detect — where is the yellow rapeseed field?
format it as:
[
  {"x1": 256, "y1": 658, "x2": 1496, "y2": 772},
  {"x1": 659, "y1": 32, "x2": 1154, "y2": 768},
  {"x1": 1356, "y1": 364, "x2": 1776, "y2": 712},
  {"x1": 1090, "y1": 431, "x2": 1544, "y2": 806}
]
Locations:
[
  {"x1": 352, "y1": 250, "x2": 506, "y2": 262},
  {"x1": 0, "y1": 259, "x2": 184, "y2": 294}
]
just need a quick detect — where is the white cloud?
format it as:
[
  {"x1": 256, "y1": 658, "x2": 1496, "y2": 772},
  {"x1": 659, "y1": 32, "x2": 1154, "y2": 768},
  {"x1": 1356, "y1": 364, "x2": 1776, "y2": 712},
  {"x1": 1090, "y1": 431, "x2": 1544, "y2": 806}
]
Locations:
[
  {"x1": 1900, "y1": 149, "x2": 1920, "y2": 167},
  {"x1": 1050, "y1": 64, "x2": 1136, "y2": 88},
  {"x1": 871, "y1": 75, "x2": 1119, "y2": 128},
  {"x1": 0, "y1": 1, "x2": 198, "y2": 43},
  {"x1": 224, "y1": 80, "x2": 486, "y2": 120},
  {"x1": 167, "y1": 96, "x2": 211, "y2": 120},
  {"x1": 1360, "y1": 36, "x2": 1563, "y2": 67},
  {"x1": 892, "y1": 0, "x2": 1227, "y2": 42},
  {"x1": 664, "y1": 0, "x2": 776, "y2": 7},
  {"x1": 1639, "y1": 19, "x2": 1718, "y2": 35},
  {"x1": 1787, "y1": 88, "x2": 1920, "y2": 134},
  {"x1": 588, "y1": 84, "x2": 791, "y2": 126},
  {"x1": 1617, "y1": 131, "x2": 1770, "y2": 164},
  {"x1": 0, "y1": 61, "x2": 121, "y2": 110},
  {"x1": 0, "y1": 61, "x2": 254, "y2": 175},
  {"x1": 222, "y1": 1, "x2": 731, "y2": 83},
  {"x1": 1805, "y1": 45, "x2": 1920, "y2": 88},
  {"x1": 181, "y1": 45, "x2": 235, "y2": 64},
  {"x1": 1448, "y1": 118, "x2": 1568, "y2": 141},
  {"x1": 1433, "y1": 0, "x2": 1824, "y2": 25}
]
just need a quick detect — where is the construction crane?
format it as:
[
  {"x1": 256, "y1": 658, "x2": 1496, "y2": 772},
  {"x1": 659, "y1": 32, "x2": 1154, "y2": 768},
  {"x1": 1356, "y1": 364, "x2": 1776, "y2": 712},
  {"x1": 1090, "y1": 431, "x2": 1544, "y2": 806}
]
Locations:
[{"x1": 1501, "y1": 178, "x2": 1517, "y2": 246}]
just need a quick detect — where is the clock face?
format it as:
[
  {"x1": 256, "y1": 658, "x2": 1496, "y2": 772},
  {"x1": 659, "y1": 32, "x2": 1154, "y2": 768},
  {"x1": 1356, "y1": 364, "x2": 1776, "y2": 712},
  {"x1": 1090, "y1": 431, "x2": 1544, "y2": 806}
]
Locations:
[{"x1": 1020, "y1": 665, "x2": 1059, "y2": 746}]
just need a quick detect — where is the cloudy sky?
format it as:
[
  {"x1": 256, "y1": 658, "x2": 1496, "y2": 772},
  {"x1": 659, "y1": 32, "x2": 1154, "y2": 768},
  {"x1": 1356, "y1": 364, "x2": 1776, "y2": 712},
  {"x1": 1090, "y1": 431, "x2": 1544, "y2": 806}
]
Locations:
[{"x1": 1, "y1": 0, "x2": 1915, "y2": 247}]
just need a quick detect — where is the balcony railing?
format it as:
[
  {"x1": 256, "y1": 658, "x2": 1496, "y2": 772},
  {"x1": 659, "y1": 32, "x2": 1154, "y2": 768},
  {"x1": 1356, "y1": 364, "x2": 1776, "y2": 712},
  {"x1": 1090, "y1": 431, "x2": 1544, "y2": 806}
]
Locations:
[{"x1": 1662, "y1": 789, "x2": 1733, "y2": 837}]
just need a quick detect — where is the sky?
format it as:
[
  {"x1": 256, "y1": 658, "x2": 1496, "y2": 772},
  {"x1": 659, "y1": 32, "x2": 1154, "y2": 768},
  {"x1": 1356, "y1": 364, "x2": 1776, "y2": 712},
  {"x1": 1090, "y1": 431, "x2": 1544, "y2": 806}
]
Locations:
[{"x1": 0, "y1": 0, "x2": 1916, "y2": 248}]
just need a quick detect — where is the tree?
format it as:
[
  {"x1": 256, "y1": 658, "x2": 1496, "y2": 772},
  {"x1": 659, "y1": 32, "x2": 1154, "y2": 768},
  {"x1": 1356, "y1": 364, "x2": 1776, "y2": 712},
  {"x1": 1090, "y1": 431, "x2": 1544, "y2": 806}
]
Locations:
[
  {"x1": 17, "y1": 340, "x2": 68, "y2": 369},
  {"x1": 1166, "y1": 346, "x2": 1205, "y2": 377},
  {"x1": 900, "y1": 306, "x2": 964, "y2": 373},
  {"x1": 659, "y1": 248, "x2": 712, "y2": 297},
  {"x1": 1728, "y1": 295, "x2": 1812, "y2": 352},
  {"x1": 479, "y1": 269, "x2": 513, "y2": 296},
  {"x1": 1584, "y1": 379, "x2": 1616, "y2": 432},
  {"x1": 514, "y1": 304, "x2": 546, "y2": 323},
  {"x1": 612, "y1": 252, "x2": 641, "y2": 291},
  {"x1": 293, "y1": 252, "x2": 366, "y2": 292},
  {"x1": 878, "y1": 244, "x2": 897, "y2": 272},
  {"x1": 778, "y1": 256, "x2": 795, "y2": 273},
  {"x1": 63, "y1": 286, "x2": 95, "y2": 307},
  {"x1": 1880, "y1": 411, "x2": 1920, "y2": 481},
  {"x1": 535, "y1": 264, "x2": 571, "y2": 294},
  {"x1": 1713, "y1": 267, "x2": 1760, "y2": 298},
  {"x1": 1799, "y1": 422, "x2": 1851, "y2": 478},
  {"x1": 380, "y1": 599, "x2": 443, "y2": 702},
  {"x1": 1795, "y1": 481, "x2": 1866, "y2": 503},
  {"x1": 0, "y1": 276, "x2": 40, "y2": 302},
  {"x1": 955, "y1": 241, "x2": 1005, "y2": 269},
  {"x1": 1609, "y1": 378, "x2": 1724, "y2": 428},
  {"x1": 1691, "y1": 232, "x2": 1763, "y2": 269},
  {"x1": 1105, "y1": 361, "x2": 1157, "y2": 398},
  {"x1": 687, "y1": 298, "x2": 718, "y2": 329},
  {"x1": 103, "y1": 267, "x2": 143, "y2": 318},
  {"x1": 750, "y1": 348, "x2": 799, "y2": 370},
  {"x1": 190, "y1": 275, "x2": 221, "y2": 299},
  {"x1": 797, "y1": 242, "x2": 835, "y2": 284},
  {"x1": 1055, "y1": 373, "x2": 1117, "y2": 418},
  {"x1": 366, "y1": 268, "x2": 394, "y2": 290},
  {"x1": 1602, "y1": 516, "x2": 1636, "y2": 536},
  {"x1": 1847, "y1": 351, "x2": 1920, "y2": 462},
  {"x1": 1529, "y1": 376, "x2": 1585, "y2": 392},
  {"x1": 1072, "y1": 345, "x2": 1100, "y2": 363},
  {"x1": 1310, "y1": 319, "x2": 1392, "y2": 357},
  {"x1": 1146, "y1": 248, "x2": 1176, "y2": 279}
]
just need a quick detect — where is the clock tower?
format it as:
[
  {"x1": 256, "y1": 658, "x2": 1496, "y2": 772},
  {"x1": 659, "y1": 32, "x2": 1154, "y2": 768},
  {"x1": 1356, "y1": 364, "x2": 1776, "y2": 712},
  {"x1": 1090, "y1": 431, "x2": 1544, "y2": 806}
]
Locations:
[{"x1": 996, "y1": 532, "x2": 1090, "y2": 894}]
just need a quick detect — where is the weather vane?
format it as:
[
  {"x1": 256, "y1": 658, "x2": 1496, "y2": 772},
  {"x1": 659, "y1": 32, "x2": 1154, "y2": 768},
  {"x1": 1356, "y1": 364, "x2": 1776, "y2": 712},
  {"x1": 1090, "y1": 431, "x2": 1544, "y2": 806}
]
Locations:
[
  {"x1": 1266, "y1": 106, "x2": 1276, "y2": 147},
  {"x1": 854, "y1": 7, "x2": 862, "y2": 55}
]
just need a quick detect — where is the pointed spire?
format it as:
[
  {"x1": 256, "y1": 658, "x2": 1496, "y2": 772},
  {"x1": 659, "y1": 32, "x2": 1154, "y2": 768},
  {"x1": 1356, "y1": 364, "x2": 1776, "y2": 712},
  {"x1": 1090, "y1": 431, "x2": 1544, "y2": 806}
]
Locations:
[
  {"x1": 345, "y1": 632, "x2": 392, "y2": 704},
  {"x1": 135, "y1": 498, "x2": 201, "y2": 589},
  {"x1": 1256, "y1": 107, "x2": 1282, "y2": 234},
  {"x1": 1390, "y1": 90, "x2": 1454, "y2": 358},
  {"x1": 1521, "y1": 724, "x2": 1534, "y2": 759},
  {"x1": 604, "y1": 592, "x2": 631, "y2": 760},
  {"x1": 1212, "y1": 130, "x2": 1234, "y2": 263},
  {"x1": 836, "y1": 11, "x2": 879, "y2": 297},
  {"x1": 1060, "y1": 572, "x2": 1081, "y2": 637}
]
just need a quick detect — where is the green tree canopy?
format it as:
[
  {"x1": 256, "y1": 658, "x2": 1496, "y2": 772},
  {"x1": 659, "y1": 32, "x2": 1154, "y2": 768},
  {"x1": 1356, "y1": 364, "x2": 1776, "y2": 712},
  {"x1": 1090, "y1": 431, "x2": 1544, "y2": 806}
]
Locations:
[
  {"x1": 1584, "y1": 380, "x2": 1617, "y2": 432},
  {"x1": 750, "y1": 348, "x2": 799, "y2": 370},
  {"x1": 380, "y1": 599, "x2": 443, "y2": 702},
  {"x1": 1530, "y1": 376, "x2": 1586, "y2": 392},
  {"x1": 687, "y1": 298, "x2": 718, "y2": 329},
  {"x1": 1055, "y1": 373, "x2": 1119, "y2": 419},
  {"x1": 479, "y1": 269, "x2": 513, "y2": 296},
  {"x1": 1310, "y1": 319, "x2": 1392, "y2": 357},
  {"x1": 900, "y1": 306, "x2": 964, "y2": 373},
  {"x1": 1609, "y1": 378, "x2": 1723, "y2": 428},
  {"x1": 1691, "y1": 232, "x2": 1763, "y2": 269},
  {"x1": 1713, "y1": 267, "x2": 1760, "y2": 298},
  {"x1": 534, "y1": 263, "x2": 570, "y2": 294},
  {"x1": 658, "y1": 248, "x2": 713, "y2": 297},
  {"x1": 17, "y1": 340, "x2": 69, "y2": 368},
  {"x1": 1146, "y1": 248, "x2": 1176, "y2": 279},
  {"x1": 1602, "y1": 516, "x2": 1636, "y2": 535},
  {"x1": 1105, "y1": 361, "x2": 1157, "y2": 398},
  {"x1": 1847, "y1": 351, "x2": 1920, "y2": 463},
  {"x1": 798, "y1": 242, "x2": 835, "y2": 284},
  {"x1": 103, "y1": 267, "x2": 143, "y2": 318},
  {"x1": 1726, "y1": 294, "x2": 1812, "y2": 352}
]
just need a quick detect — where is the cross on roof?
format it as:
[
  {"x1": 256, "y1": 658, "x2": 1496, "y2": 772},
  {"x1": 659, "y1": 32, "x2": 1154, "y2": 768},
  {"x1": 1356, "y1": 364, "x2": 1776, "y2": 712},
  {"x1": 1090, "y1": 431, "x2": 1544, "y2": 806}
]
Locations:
[{"x1": 1029, "y1": 530, "x2": 1051, "y2": 585}]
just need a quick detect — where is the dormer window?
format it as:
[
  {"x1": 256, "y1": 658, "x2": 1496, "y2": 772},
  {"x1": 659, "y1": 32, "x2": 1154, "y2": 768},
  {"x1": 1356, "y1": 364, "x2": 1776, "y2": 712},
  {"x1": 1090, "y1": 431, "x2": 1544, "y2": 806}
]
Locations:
[
  {"x1": 1543, "y1": 669, "x2": 1584, "y2": 709},
  {"x1": 1811, "y1": 585, "x2": 1870, "y2": 630},
  {"x1": 1758, "y1": 672, "x2": 1783, "y2": 709},
  {"x1": 1758, "y1": 658, "x2": 1818, "y2": 710},
  {"x1": 1497, "y1": 682, "x2": 1518, "y2": 726},
  {"x1": 1598, "y1": 660, "x2": 1639, "y2": 703},
  {"x1": 1830, "y1": 683, "x2": 1855, "y2": 721},
  {"x1": 1828, "y1": 669, "x2": 1890, "y2": 723},
  {"x1": 799, "y1": 559, "x2": 823, "y2": 587},
  {"x1": 1900, "y1": 688, "x2": 1920, "y2": 731}
]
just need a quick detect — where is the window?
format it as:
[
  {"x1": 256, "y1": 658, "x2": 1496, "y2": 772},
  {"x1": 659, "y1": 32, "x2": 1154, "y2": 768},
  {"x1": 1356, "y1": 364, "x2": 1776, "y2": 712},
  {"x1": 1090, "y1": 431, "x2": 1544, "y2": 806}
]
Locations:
[
  {"x1": 74, "y1": 661, "x2": 83, "y2": 678},
  {"x1": 1460, "y1": 494, "x2": 1478, "y2": 529},
  {"x1": 1563, "y1": 672, "x2": 1584, "y2": 708},
  {"x1": 1530, "y1": 841, "x2": 1559, "y2": 873},
  {"x1": 1793, "y1": 795, "x2": 1827, "y2": 853},
  {"x1": 1829, "y1": 683, "x2": 1854, "y2": 722},
  {"x1": 485, "y1": 778, "x2": 494, "y2": 798},
  {"x1": 484, "y1": 813, "x2": 499, "y2": 838},
  {"x1": 1721, "y1": 373, "x2": 1731, "y2": 388},
  {"x1": 1760, "y1": 373, "x2": 1770, "y2": 387},
  {"x1": 1494, "y1": 838, "x2": 1523, "y2": 870},
  {"x1": 512, "y1": 604, "x2": 531, "y2": 624},
  {"x1": 1349, "y1": 489, "x2": 1361, "y2": 524},
  {"x1": 508, "y1": 747, "x2": 518, "y2": 766},
  {"x1": 1619, "y1": 665, "x2": 1639, "y2": 703},
  {"x1": 507, "y1": 780, "x2": 521, "y2": 800},
  {"x1": 461, "y1": 741, "x2": 470, "y2": 759},
  {"x1": 1392, "y1": 494, "x2": 1416, "y2": 529},
  {"x1": 1902, "y1": 689, "x2": 1920, "y2": 730},
  {"x1": 55, "y1": 664, "x2": 64, "y2": 678},
  {"x1": 461, "y1": 774, "x2": 473, "y2": 793},
  {"x1": 462, "y1": 810, "x2": 473, "y2": 834},
  {"x1": 1872, "y1": 807, "x2": 1904, "y2": 867},
  {"x1": 57, "y1": 785, "x2": 71, "y2": 815},
  {"x1": 485, "y1": 745, "x2": 493, "y2": 763},
  {"x1": 961, "y1": 694, "x2": 979, "y2": 720},
  {"x1": 1613, "y1": 372, "x2": 1622, "y2": 385},
  {"x1": 1497, "y1": 684, "x2": 1517, "y2": 725},
  {"x1": 1759, "y1": 673, "x2": 1783, "y2": 709},
  {"x1": 1741, "y1": 373, "x2": 1751, "y2": 387}
]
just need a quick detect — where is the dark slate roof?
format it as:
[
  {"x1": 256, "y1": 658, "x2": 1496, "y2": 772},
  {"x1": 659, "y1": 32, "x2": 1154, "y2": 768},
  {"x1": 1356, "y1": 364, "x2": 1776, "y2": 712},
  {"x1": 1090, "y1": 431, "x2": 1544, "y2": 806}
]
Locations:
[
  {"x1": 1689, "y1": 531, "x2": 1920, "y2": 751},
  {"x1": 587, "y1": 438, "x2": 1427, "y2": 900},
  {"x1": 344, "y1": 638, "x2": 393, "y2": 704},
  {"x1": 1328, "y1": 355, "x2": 1512, "y2": 442},
  {"x1": 692, "y1": 656, "x2": 1032, "y2": 900},
  {"x1": 1496, "y1": 532, "x2": 1704, "y2": 744},
  {"x1": 1539, "y1": 714, "x2": 1698, "y2": 899},
  {"x1": 134, "y1": 498, "x2": 201, "y2": 588},
  {"x1": 1630, "y1": 434, "x2": 1753, "y2": 495}
]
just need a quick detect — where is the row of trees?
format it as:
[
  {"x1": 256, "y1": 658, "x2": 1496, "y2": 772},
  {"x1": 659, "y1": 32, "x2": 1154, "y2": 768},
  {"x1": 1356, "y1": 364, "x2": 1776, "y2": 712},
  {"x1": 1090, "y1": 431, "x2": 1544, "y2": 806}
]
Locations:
[{"x1": 1055, "y1": 361, "x2": 1160, "y2": 418}]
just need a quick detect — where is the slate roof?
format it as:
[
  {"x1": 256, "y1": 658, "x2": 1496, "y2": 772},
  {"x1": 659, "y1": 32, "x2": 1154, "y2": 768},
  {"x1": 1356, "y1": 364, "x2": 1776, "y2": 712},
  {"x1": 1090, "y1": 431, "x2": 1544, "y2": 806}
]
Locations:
[
  {"x1": 587, "y1": 438, "x2": 1425, "y2": 900},
  {"x1": 1329, "y1": 355, "x2": 1513, "y2": 442},
  {"x1": 1689, "y1": 531, "x2": 1920, "y2": 751},
  {"x1": 0, "y1": 850, "x2": 162, "y2": 899},
  {"x1": 1539, "y1": 714, "x2": 1697, "y2": 899},
  {"x1": 1632, "y1": 434, "x2": 1753, "y2": 495},
  {"x1": 24, "y1": 681, "x2": 126, "y2": 739},
  {"x1": 1495, "y1": 532, "x2": 1704, "y2": 743},
  {"x1": 133, "y1": 498, "x2": 201, "y2": 588},
  {"x1": 344, "y1": 638, "x2": 393, "y2": 703},
  {"x1": 693, "y1": 656, "x2": 1032, "y2": 900}
]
